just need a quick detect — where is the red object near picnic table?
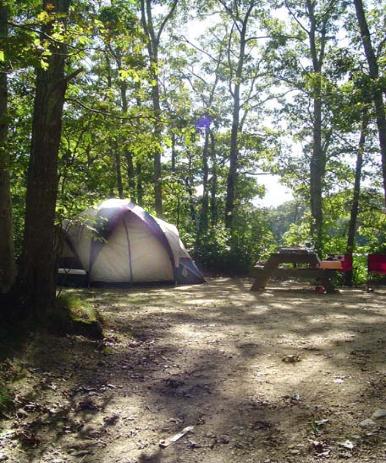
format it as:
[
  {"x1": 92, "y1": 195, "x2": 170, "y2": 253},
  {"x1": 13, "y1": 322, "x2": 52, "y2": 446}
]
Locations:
[
  {"x1": 367, "y1": 254, "x2": 386, "y2": 290},
  {"x1": 368, "y1": 254, "x2": 386, "y2": 273}
]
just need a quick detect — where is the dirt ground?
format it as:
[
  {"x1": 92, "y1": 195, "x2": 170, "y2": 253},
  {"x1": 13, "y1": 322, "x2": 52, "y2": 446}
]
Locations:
[{"x1": 1, "y1": 277, "x2": 386, "y2": 463}]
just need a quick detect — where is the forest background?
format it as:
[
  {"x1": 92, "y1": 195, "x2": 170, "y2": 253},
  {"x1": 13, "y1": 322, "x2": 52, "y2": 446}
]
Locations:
[{"x1": 0, "y1": 0, "x2": 385, "y2": 319}]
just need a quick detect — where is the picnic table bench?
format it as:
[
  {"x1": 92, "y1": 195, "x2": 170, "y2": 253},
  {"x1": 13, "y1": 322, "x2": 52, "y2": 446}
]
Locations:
[{"x1": 251, "y1": 248, "x2": 351, "y2": 293}]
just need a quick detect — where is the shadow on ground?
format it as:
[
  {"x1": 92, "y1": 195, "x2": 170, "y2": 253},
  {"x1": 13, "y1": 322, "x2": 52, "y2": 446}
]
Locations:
[{"x1": 1, "y1": 278, "x2": 386, "y2": 462}]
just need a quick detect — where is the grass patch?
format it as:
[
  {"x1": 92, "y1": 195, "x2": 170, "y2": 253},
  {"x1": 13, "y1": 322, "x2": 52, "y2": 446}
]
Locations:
[
  {"x1": 52, "y1": 293, "x2": 104, "y2": 339},
  {"x1": 0, "y1": 383, "x2": 13, "y2": 415}
]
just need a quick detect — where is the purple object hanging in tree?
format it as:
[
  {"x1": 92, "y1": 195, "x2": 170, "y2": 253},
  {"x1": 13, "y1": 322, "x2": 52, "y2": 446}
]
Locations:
[{"x1": 195, "y1": 115, "x2": 212, "y2": 132}]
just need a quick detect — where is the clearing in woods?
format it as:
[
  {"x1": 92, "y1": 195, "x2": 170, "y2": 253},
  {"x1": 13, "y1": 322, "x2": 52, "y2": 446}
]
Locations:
[{"x1": 1, "y1": 278, "x2": 386, "y2": 462}]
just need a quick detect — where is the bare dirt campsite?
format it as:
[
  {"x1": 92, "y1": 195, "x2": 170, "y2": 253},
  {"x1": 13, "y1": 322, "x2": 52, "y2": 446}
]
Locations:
[{"x1": 1, "y1": 279, "x2": 386, "y2": 463}]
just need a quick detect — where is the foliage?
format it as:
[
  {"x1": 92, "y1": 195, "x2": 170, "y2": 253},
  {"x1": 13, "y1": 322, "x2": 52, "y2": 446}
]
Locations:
[
  {"x1": 2, "y1": 0, "x2": 386, "y2": 292},
  {"x1": 0, "y1": 383, "x2": 12, "y2": 415},
  {"x1": 53, "y1": 293, "x2": 103, "y2": 339}
]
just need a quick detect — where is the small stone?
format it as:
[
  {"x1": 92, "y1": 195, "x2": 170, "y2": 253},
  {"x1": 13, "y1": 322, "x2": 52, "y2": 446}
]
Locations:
[
  {"x1": 103, "y1": 414, "x2": 120, "y2": 426},
  {"x1": 371, "y1": 409, "x2": 386, "y2": 420},
  {"x1": 188, "y1": 440, "x2": 201, "y2": 448},
  {"x1": 339, "y1": 440, "x2": 354, "y2": 450},
  {"x1": 359, "y1": 419, "x2": 376, "y2": 428},
  {"x1": 73, "y1": 450, "x2": 92, "y2": 457},
  {"x1": 282, "y1": 354, "x2": 301, "y2": 363},
  {"x1": 217, "y1": 435, "x2": 230, "y2": 444},
  {"x1": 315, "y1": 419, "x2": 329, "y2": 426},
  {"x1": 0, "y1": 453, "x2": 8, "y2": 462}
]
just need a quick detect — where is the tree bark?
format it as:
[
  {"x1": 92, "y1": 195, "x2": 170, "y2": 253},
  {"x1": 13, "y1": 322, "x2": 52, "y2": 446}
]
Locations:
[
  {"x1": 114, "y1": 150, "x2": 124, "y2": 198},
  {"x1": 140, "y1": 0, "x2": 177, "y2": 216},
  {"x1": 126, "y1": 152, "x2": 136, "y2": 202},
  {"x1": 0, "y1": 2, "x2": 16, "y2": 294},
  {"x1": 209, "y1": 132, "x2": 218, "y2": 226},
  {"x1": 151, "y1": 76, "x2": 163, "y2": 215},
  {"x1": 345, "y1": 112, "x2": 368, "y2": 286},
  {"x1": 186, "y1": 151, "x2": 196, "y2": 224},
  {"x1": 225, "y1": 84, "x2": 241, "y2": 229},
  {"x1": 306, "y1": 0, "x2": 328, "y2": 253},
  {"x1": 136, "y1": 161, "x2": 143, "y2": 206},
  {"x1": 171, "y1": 132, "x2": 176, "y2": 173},
  {"x1": 310, "y1": 80, "x2": 324, "y2": 252},
  {"x1": 117, "y1": 68, "x2": 135, "y2": 201},
  {"x1": 224, "y1": 11, "x2": 251, "y2": 229},
  {"x1": 198, "y1": 130, "x2": 210, "y2": 237},
  {"x1": 353, "y1": 0, "x2": 386, "y2": 206},
  {"x1": 19, "y1": 0, "x2": 71, "y2": 318}
]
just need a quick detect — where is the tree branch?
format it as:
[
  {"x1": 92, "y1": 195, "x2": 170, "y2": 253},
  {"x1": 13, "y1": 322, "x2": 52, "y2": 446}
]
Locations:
[
  {"x1": 156, "y1": 0, "x2": 178, "y2": 45},
  {"x1": 284, "y1": 0, "x2": 310, "y2": 35},
  {"x1": 66, "y1": 98, "x2": 157, "y2": 123}
]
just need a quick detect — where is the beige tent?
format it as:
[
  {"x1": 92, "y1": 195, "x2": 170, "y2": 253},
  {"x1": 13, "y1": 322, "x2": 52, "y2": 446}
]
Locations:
[{"x1": 58, "y1": 199, "x2": 205, "y2": 285}]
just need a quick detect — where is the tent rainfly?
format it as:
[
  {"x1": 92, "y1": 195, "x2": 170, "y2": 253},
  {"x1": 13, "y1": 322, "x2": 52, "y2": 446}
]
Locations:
[{"x1": 58, "y1": 199, "x2": 205, "y2": 285}]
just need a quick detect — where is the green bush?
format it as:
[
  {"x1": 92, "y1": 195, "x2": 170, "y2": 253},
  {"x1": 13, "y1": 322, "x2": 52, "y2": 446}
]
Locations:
[
  {"x1": 52, "y1": 293, "x2": 103, "y2": 339},
  {"x1": 0, "y1": 383, "x2": 13, "y2": 414},
  {"x1": 195, "y1": 220, "x2": 275, "y2": 275}
]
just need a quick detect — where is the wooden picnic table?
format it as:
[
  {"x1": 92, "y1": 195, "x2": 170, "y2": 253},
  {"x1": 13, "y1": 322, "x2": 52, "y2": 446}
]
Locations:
[{"x1": 250, "y1": 248, "x2": 338, "y2": 293}]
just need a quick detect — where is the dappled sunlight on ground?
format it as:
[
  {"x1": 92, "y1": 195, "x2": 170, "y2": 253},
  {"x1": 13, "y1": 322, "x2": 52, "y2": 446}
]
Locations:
[{"x1": 1, "y1": 278, "x2": 386, "y2": 462}]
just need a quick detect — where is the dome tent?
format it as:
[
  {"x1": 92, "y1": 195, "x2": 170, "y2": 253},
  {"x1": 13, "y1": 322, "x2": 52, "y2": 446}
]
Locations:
[{"x1": 58, "y1": 199, "x2": 205, "y2": 286}]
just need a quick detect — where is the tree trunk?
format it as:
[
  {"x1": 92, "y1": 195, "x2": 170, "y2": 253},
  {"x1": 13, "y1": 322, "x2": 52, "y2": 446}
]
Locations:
[
  {"x1": 224, "y1": 20, "x2": 248, "y2": 229},
  {"x1": 117, "y1": 75, "x2": 135, "y2": 201},
  {"x1": 198, "y1": 130, "x2": 210, "y2": 237},
  {"x1": 126, "y1": 152, "x2": 136, "y2": 202},
  {"x1": 186, "y1": 152, "x2": 196, "y2": 224},
  {"x1": 140, "y1": 0, "x2": 177, "y2": 217},
  {"x1": 209, "y1": 132, "x2": 218, "y2": 226},
  {"x1": 0, "y1": 2, "x2": 16, "y2": 294},
  {"x1": 344, "y1": 112, "x2": 368, "y2": 286},
  {"x1": 171, "y1": 132, "x2": 176, "y2": 173},
  {"x1": 152, "y1": 77, "x2": 163, "y2": 216},
  {"x1": 225, "y1": 83, "x2": 241, "y2": 229},
  {"x1": 353, "y1": 0, "x2": 386, "y2": 206},
  {"x1": 114, "y1": 150, "x2": 124, "y2": 198},
  {"x1": 310, "y1": 80, "x2": 324, "y2": 253},
  {"x1": 136, "y1": 161, "x2": 143, "y2": 206},
  {"x1": 19, "y1": 0, "x2": 71, "y2": 318},
  {"x1": 306, "y1": 0, "x2": 327, "y2": 254}
]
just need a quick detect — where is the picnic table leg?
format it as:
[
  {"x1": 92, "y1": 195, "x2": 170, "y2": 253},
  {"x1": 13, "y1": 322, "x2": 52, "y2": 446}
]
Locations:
[
  {"x1": 250, "y1": 269, "x2": 270, "y2": 291},
  {"x1": 321, "y1": 271, "x2": 336, "y2": 293}
]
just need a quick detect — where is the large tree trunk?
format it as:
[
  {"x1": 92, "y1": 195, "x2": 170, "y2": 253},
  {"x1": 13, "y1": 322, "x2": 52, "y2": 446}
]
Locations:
[
  {"x1": 306, "y1": 0, "x2": 327, "y2": 253},
  {"x1": 224, "y1": 15, "x2": 249, "y2": 230},
  {"x1": 345, "y1": 112, "x2": 368, "y2": 286},
  {"x1": 353, "y1": 0, "x2": 386, "y2": 206},
  {"x1": 19, "y1": 0, "x2": 71, "y2": 318},
  {"x1": 0, "y1": 2, "x2": 16, "y2": 294},
  {"x1": 151, "y1": 77, "x2": 163, "y2": 215},
  {"x1": 310, "y1": 80, "x2": 324, "y2": 253},
  {"x1": 225, "y1": 83, "x2": 241, "y2": 229}
]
